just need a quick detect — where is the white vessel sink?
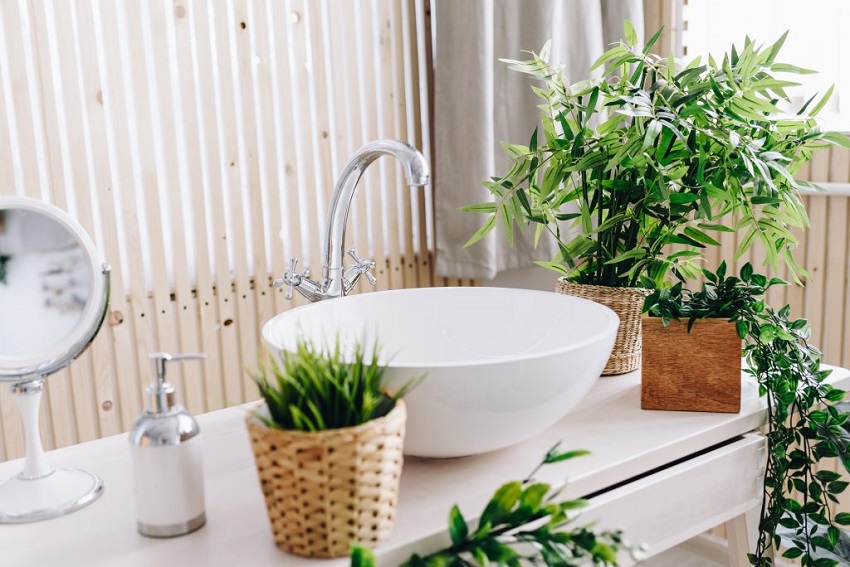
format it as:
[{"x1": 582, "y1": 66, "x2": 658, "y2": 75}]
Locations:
[{"x1": 262, "y1": 287, "x2": 618, "y2": 458}]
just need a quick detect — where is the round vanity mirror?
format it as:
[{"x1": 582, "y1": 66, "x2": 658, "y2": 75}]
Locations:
[{"x1": 0, "y1": 196, "x2": 110, "y2": 523}]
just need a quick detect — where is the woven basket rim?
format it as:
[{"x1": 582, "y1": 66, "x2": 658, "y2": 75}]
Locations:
[
  {"x1": 246, "y1": 398, "x2": 406, "y2": 440},
  {"x1": 556, "y1": 277, "x2": 651, "y2": 296}
]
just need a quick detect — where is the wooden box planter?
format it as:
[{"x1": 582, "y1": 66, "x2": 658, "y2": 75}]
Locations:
[{"x1": 641, "y1": 317, "x2": 742, "y2": 413}]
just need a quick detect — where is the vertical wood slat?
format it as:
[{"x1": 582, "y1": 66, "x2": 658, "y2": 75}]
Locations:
[
  {"x1": 27, "y1": 0, "x2": 80, "y2": 451},
  {"x1": 354, "y1": 1, "x2": 390, "y2": 292},
  {"x1": 0, "y1": 0, "x2": 442, "y2": 461},
  {"x1": 803, "y1": 151, "x2": 831, "y2": 353},
  {"x1": 47, "y1": 0, "x2": 120, "y2": 441},
  {"x1": 374, "y1": 0, "x2": 405, "y2": 291},
  {"x1": 245, "y1": 0, "x2": 283, "y2": 365},
  {"x1": 265, "y1": 0, "x2": 305, "y2": 313},
  {"x1": 85, "y1": 1, "x2": 142, "y2": 434},
  {"x1": 144, "y1": 0, "x2": 204, "y2": 412},
  {"x1": 225, "y1": 0, "x2": 263, "y2": 401},
  {"x1": 97, "y1": 0, "x2": 161, "y2": 432},
  {"x1": 173, "y1": 0, "x2": 224, "y2": 413}
]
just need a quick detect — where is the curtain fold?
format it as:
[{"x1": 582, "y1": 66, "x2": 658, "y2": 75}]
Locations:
[{"x1": 434, "y1": 0, "x2": 644, "y2": 280}]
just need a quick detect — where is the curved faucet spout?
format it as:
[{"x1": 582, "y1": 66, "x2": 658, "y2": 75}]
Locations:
[{"x1": 322, "y1": 140, "x2": 430, "y2": 297}]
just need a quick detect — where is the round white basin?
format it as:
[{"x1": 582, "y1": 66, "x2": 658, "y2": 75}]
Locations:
[{"x1": 262, "y1": 287, "x2": 618, "y2": 458}]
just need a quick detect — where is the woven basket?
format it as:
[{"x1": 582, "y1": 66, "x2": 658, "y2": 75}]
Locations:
[
  {"x1": 555, "y1": 279, "x2": 649, "y2": 375},
  {"x1": 246, "y1": 400, "x2": 406, "y2": 558}
]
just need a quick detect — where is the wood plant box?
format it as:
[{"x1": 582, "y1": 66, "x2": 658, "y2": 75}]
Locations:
[{"x1": 641, "y1": 317, "x2": 742, "y2": 413}]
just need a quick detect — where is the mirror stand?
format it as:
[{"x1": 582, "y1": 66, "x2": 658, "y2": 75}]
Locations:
[
  {"x1": 0, "y1": 197, "x2": 111, "y2": 523},
  {"x1": 0, "y1": 379, "x2": 103, "y2": 523}
]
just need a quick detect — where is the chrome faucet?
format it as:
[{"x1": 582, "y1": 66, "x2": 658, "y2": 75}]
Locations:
[{"x1": 274, "y1": 139, "x2": 430, "y2": 302}]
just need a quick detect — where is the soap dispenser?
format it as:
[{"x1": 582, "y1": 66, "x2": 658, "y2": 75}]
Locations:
[{"x1": 130, "y1": 352, "x2": 207, "y2": 537}]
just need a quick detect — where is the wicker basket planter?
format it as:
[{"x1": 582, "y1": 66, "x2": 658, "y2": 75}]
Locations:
[
  {"x1": 641, "y1": 317, "x2": 742, "y2": 413},
  {"x1": 246, "y1": 400, "x2": 406, "y2": 558},
  {"x1": 555, "y1": 279, "x2": 649, "y2": 375}
]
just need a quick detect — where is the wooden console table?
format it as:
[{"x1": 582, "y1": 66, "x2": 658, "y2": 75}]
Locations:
[{"x1": 3, "y1": 366, "x2": 848, "y2": 566}]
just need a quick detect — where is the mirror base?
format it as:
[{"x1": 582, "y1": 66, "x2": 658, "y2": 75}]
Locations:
[{"x1": 0, "y1": 467, "x2": 103, "y2": 523}]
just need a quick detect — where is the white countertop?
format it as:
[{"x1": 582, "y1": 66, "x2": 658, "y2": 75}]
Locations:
[{"x1": 3, "y1": 366, "x2": 848, "y2": 566}]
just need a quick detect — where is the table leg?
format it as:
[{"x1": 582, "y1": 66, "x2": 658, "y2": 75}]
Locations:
[{"x1": 725, "y1": 506, "x2": 763, "y2": 567}]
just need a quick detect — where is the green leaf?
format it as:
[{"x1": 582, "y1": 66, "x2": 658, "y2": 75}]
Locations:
[
  {"x1": 480, "y1": 481, "x2": 522, "y2": 528},
  {"x1": 623, "y1": 20, "x2": 638, "y2": 46},
  {"x1": 500, "y1": 142, "x2": 529, "y2": 159},
  {"x1": 472, "y1": 548, "x2": 489, "y2": 567},
  {"x1": 350, "y1": 544, "x2": 377, "y2": 567},
  {"x1": 827, "y1": 526, "x2": 841, "y2": 547},
  {"x1": 543, "y1": 444, "x2": 591, "y2": 464},
  {"x1": 821, "y1": 131, "x2": 850, "y2": 149},
  {"x1": 481, "y1": 540, "x2": 520, "y2": 563},
  {"x1": 459, "y1": 202, "x2": 498, "y2": 214},
  {"x1": 670, "y1": 192, "x2": 701, "y2": 205},
  {"x1": 447, "y1": 505, "x2": 468, "y2": 546},
  {"x1": 771, "y1": 62, "x2": 817, "y2": 74},
  {"x1": 464, "y1": 215, "x2": 497, "y2": 247},
  {"x1": 534, "y1": 261, "x2": 571, "y2": 277},
  {"x1": 759, "y1": 324, "x2": 777, "y2": 343},
  {"x1": 519, "y1": 482, "x2": 551, "y2": 512},
  {"x1": 810, "y1": 84, "x2": 835, "y2": 117},
  {"x1": 683, "y1": 226, "x2": 721, "y2": 246},
  {"x1": 643, "y1": 26, "x2": 664, "y2": 54}
]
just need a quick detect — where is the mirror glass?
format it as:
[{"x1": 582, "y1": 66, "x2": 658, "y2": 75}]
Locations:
[
  {"x1": 0, "y1": 208, "x2": 92, "y2": 358},
  {"x1": 0, "y1": 197, "x2": 107, "y2": 381}
]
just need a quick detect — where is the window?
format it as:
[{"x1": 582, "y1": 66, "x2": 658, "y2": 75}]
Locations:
[{"x1": 683, "y1": 0, "x2": 850, "y2": 132}]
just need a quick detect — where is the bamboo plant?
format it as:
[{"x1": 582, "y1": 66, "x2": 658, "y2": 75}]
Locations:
[{"x1": 464, "y1": 22, "x2": 850, "y2": 288}]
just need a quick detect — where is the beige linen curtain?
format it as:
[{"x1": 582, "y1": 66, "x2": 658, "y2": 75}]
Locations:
[{"x1": 433, "y1": 0, "x2": 645, "y2": 280}]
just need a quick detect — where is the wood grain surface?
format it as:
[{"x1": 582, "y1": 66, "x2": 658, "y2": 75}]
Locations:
[{"x1": 641, "y1": 317, "x2": 742, "y2": 413}]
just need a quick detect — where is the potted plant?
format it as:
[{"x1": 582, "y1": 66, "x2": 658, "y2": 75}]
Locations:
[
  {"x1": 246, "y1": 337, "x2": 419, "y2": 558},
  {"x1": 463, "y1": 23, "x2": 848, "y2": 374},
  {"x1": 641, "y1": 261, "x2": 771, "y2": 413},
  {"x1": 643, "y1": 261, "x2": 850, "y2": 564}
]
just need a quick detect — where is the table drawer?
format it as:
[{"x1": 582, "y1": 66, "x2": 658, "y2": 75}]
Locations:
[{"x1": 582, "y1": 433, "x2": 765, "y2": 564}]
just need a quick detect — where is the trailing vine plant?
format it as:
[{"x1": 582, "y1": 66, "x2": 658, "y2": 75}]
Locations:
[
  {"x1": 644, "y1": 262, "x2": 850, "y2": 565},
  {"x1": 351, "y1": 444, "x2": 641, "y2": 566}
]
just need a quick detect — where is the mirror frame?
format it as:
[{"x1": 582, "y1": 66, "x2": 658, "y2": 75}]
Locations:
[{"x1": 0, "y1": 196, "x2": 109, "y2": 381}]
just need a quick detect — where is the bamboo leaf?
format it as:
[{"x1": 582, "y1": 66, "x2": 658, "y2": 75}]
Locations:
[
  {"x1": 464, "y1": 215, "x2": 497, "y2": 247},
  {"x1": 623, "y1": 20, "x2": 638, "y2": 46}
]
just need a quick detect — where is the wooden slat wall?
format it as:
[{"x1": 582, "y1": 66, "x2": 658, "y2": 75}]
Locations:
[
  {"x1": 0, "y1": 0, "x2": 843, "y2": 472},
  {"x1": 0, "y1": 0, "x2": 479, "y2": 463}
]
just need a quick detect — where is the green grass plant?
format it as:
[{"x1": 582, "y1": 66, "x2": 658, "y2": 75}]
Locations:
[{"x1": 251, "y1": 336, "x2": 419, "y2": 432}]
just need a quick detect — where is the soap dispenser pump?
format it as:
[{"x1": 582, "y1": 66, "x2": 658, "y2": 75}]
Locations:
[{"x1": 130, "y1": 352, "x2": 207, "y2": 537}]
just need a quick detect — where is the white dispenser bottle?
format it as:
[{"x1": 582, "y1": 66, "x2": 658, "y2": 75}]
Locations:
[{"x1": 130, "y1": 352, "x2": 207, "y2": 537}]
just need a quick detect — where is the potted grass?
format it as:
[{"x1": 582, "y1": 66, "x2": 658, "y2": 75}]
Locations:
[
  {"x1": 246, "y1": 337, "x2": 420, "y2": 558},
  {"x1": 463, "y1": 23, "x2": 848, "y2": 375}
]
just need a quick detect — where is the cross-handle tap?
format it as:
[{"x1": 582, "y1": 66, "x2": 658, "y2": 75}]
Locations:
[
  {"x1": 273, "y1": 258, "x2": 323, "y2": 302},
  {"x1": 343, "y1": 249, "x2": 377, "y2": 290}
]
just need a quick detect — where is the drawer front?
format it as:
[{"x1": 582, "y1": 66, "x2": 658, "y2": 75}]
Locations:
[{"x1": 581, "y1": 434, "x2": 765, "y2": 564}]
